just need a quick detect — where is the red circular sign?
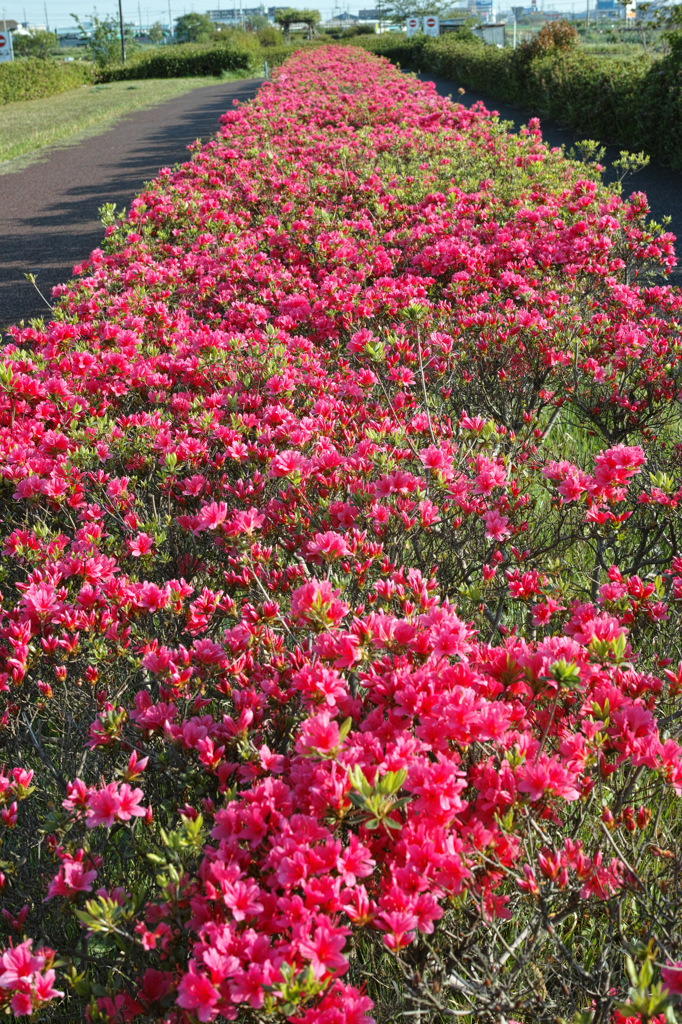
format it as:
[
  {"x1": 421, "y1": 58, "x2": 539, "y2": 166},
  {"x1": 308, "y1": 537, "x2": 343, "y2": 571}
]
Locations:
[
  {"x1": 426, "y1": 17, "x2": 436, "y2": 25},
  {"x1": 0, "y1": 34, "x2": 6, "y2": 46}
]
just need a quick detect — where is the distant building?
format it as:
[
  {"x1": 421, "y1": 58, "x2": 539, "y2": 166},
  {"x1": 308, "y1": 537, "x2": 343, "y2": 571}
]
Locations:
[
  {"x1": 206, "y1": 5, "x2": 267, "y2": 20},
  {"x1": 323, "y1": 11, "x2": 358, "y2": 23},
  {"x1": 57, "y1": 28, "x2": 89, "y2": 47},
  {"x1": 472, "y1": 20, "x2": 504, "y2": 40},
  {"x1": 439, "y1": 16, "x2": 468, "y2": 29},
  {"x1": 206, "y1": 5, "x2": 272, "y2": 25}
]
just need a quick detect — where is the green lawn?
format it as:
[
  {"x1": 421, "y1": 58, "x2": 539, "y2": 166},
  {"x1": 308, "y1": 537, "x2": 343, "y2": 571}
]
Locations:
[{"x1": 0, "y1": 75, "x2": 249, "y2": 172}]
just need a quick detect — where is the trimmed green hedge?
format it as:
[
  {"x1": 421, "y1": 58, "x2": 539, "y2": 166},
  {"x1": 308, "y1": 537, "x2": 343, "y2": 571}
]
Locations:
[
  {"x1": 354, "y1": 34, "x2": 682, "y2": 168},
  {"x1": 96, "y1": 40, "x2": 328, "y2": 82},
  {"x1": 0, "y1": 57, "x2": 93, "y2": 104},
  {"x1": 97, "y1": 43, "x2": 258, "y2": 81},
  {"x1": 263, "y1": 40, "x2": 328, "y2": 70}
]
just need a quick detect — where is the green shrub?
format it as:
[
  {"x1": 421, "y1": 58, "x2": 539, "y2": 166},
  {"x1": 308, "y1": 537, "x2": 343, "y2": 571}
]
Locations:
[
  {"x1": 11, "y1": 29, "x2": 59, "y2": 59},
  {"x1": 426, "y1": 36, "x2": 515, "y2": 94},
  {"x1": 97, "y1": 42, "x2": 258, "y2": 81},
  {"x1": 262, "y1": 39, "x2": 328, "y2": 69},
  {"x1": 351, "y1": 32, "x2": 430, "y2": 65},
  {"x1": 0, "y1": 57, "x2": 93, "y2": 104},
  {"x1": 517, "y1": 18, "x2": 579, "y2": 59},
  {"x1": 212, "y1": 26, "x2": 262, "y2": 51},
  {"x1": 256, "y1": 24, "x2": 284, "y2": 47},
  {"x1": 324, "y1": 23, "x2": 376, "y2": 38},
  {"x1": 517, "y1": 49, "x2": 649, "y2": 145}
]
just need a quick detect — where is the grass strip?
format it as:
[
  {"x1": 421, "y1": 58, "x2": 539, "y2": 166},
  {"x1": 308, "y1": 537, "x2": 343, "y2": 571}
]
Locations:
[{"x1": 0, "y1": 75, "x2": 252, "y2": 171}]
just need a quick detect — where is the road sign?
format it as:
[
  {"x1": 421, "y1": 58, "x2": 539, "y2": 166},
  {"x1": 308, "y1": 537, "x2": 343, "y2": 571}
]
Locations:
[
  {"x1": 406, "y1": 15, "x2": 420, "y2": 35},
  {"x1": 423, "y1": 14, "x2": 439, "y2": 35},
  {"x1": 0, "y1": 31, "x2": 13, "y2": 62}
]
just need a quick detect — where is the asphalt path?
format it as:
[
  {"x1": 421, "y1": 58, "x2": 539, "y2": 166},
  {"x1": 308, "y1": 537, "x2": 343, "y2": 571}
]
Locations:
[
  {"x1": 1, "y1": 69, "x2": 682, "y2": 333},
  {"x1": 0, "y1": 78, "x2": 261, "y2": 332}
]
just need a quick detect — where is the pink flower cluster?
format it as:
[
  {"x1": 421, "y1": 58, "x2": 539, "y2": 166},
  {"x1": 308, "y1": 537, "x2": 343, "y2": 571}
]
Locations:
[
  {"x1": 0, "y1": 941, "x2": 62, "y2": 1018},
  {"x1": 61, "y1": 777, "x2": 149, "y2": 828},
  {"x1": 1, "y1": 44, "x2": 681, "y2": 1024}
]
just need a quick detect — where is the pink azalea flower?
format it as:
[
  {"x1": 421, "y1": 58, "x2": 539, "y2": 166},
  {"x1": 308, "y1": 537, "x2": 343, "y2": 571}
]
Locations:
[
  {"x1": 0, "y1": 940, "x2": 45, "y2": 986},
  {"x1": 298, "y1": 923, "x2": 349, "y2": 979},
  {"x1": 662, "y1": 962, "x2": 682, "y2": 995},
  {"x1": 86, "y1": 783, "x2": 121, "y2": 828},
  {"x1": 483, "y1": 509, "x2": 511, "y2": 542},
  {"x1": 176, "y1": 964, "x2": 220, "y2": 1022},
  {"x1": 116, "y1": 784, "x2": 147, "y2": 821}
]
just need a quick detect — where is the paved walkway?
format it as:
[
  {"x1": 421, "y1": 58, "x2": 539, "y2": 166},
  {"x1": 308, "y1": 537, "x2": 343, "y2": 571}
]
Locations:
[
  {"x1": 0, "y1": 78, "x2": 261, "y2": 331},
  {"x1": 2, "y1": 70, "x2": 681, "y2": 332}
]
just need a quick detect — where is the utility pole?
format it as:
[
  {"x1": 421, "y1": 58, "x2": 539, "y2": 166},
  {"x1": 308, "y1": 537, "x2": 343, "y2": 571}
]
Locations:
[
  {"x1": 118, "y1": 0, "x2": 126, "y2": 60},
  {"x1": 586, "y1": 0, "x2": 589, "y2": 27},
  {"x1": 511, "y1": 6, "x2": 523, "y2": 47},
  {"x1": 43, "y1": 0, "x2": 49, "y2": 30},
  {"x1": 168, "y1": 0, "x2": 173, "y2": 36},
  {"x1": 138, "y1": 0, "x2": 142, "y2": 36}
]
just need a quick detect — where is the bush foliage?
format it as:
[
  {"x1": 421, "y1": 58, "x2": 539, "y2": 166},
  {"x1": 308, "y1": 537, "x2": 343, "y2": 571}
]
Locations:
[
  {"x1": 11, "y1": 29, "x2": 59, "y2": 60},
  {"x1": 4, "y1": 44, "x2": 682, "y2": 1024},
  {"x1": 96, "y1": 38, "x2": 325, "y2": 82},
  {"x1": 1, "y1": 38, "x2": 315, "y2": 99},
  {"x1": 0, "y1": 57, "x2": 93, "y2": 105},
  {"x1": 97, "y1": 42, "x2": 259, "y2": 81}
]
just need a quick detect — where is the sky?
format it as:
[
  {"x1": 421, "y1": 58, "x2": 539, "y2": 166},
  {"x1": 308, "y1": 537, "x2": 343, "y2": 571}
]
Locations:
[
  {"x1": 5, "y1": 0, "x2": 586, "y2": 35},
  {"x1": 9, "y1": 0, "x2": 374, "y2": 31}
]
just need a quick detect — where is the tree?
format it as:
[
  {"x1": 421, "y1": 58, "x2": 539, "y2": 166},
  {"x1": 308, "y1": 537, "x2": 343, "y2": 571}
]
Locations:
[
  {"x1": 71, "y1": 12, "x2": 137, "y2": 66},
  {"x1": 12, "y1": 28, "x2": 59, "y2": 58},
  {"x1": 273, "y1": 7, "x2": 300, "y2": 42},
  {"x1": 298, "y1": 7, "x2": 321, "y2": 38},
  {"x1": 147, "y1": 19, "x2": 165, "y2": 43},
  {"x1": 173, "y1": 12, "x2": 216, "y2": 43},
  {"x1": 381, "y1": 0, "x2": 450, "y2": 24}
]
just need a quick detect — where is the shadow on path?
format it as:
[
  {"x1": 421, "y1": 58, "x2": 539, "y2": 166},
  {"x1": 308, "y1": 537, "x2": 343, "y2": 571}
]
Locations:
[{"x1": 0, "y1": 78, "x2": 260, "y2": 331}]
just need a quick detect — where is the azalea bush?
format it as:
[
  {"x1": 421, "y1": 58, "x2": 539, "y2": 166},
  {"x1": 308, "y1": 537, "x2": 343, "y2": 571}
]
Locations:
[
  {"x1": 355, "y1": 32, "x2": 682, "y2": 169},
  {"x1": 2, "y1": 44, "x2": 682, "y2": 1024}
]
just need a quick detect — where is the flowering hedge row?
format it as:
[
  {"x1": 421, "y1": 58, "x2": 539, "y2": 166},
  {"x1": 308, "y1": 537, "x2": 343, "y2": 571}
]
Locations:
[
  {"x1": 2, "y1": 45, "x2": 682, "y2": 1024},
  {"x1": 357, "y1": 33, "x2": 682, "y2": 169}
]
